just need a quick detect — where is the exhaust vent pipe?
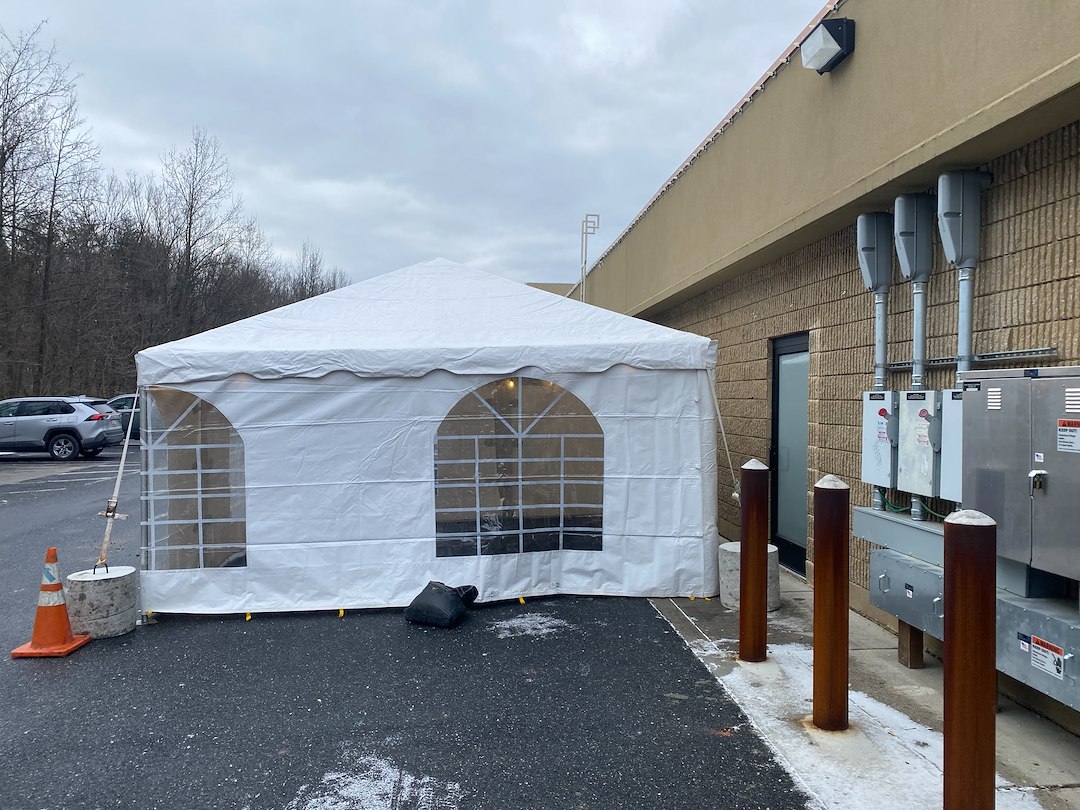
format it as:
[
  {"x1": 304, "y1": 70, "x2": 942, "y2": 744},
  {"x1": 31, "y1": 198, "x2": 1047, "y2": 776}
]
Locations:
[{"x1": 937, "y1": 170, "x2": 992, "y2": 378}]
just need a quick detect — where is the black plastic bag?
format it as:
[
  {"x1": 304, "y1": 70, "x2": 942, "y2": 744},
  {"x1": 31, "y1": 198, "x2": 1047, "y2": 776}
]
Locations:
[
  {"x1": 454, "y1": 584, "x2": 479, "y2": 606},
  {"x1": 404, "y1": 581, "x2": 467, "y2": 628}
]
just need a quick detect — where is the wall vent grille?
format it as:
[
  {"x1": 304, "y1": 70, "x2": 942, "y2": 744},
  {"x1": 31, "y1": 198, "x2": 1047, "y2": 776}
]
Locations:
[
  {"x1": 1066, "y1": 388, "x2": 1080, "y2": 413},
  {"x1": 987, "y1": 387, "x2": 1002, "y2": 410}
]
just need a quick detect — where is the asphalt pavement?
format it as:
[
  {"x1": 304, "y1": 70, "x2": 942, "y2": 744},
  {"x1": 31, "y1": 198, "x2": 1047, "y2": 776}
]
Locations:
[
  {"x1": 0, "y1": 450, "x2": 142, "y2": 643},
  {"x1": 0, "y1": 451, "x2": 809, "y2": 810}
]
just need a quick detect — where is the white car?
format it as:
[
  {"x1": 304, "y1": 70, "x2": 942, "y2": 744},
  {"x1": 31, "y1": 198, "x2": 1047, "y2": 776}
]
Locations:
[{"x1": 106, "y1": 393, "x2": 140, "y2": 440}]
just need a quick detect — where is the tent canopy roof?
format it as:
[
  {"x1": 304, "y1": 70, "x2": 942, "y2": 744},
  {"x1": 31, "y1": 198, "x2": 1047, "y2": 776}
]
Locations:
[{"x1": 136, "y1": 258, "x2": 714, "y2": 384}]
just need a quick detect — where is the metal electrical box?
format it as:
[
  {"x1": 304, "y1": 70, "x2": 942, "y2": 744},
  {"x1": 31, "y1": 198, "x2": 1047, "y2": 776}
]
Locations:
[
  {"x1": 939, "y1": 389, "x2": 964, "y2": 502},
  {"x1": 998, "y1": 594, "x2": 1080, "y2": 711},
  {"x1": 898, "y1": 390, "x2": 941, "y2": 496},
  {"x1": 861, "y1": 391, "x2": 897, "y2": 488},
  {"x1": 961, "y1": 367, "x2": 1080, "y2": 581},
  {"x1": 870, "y1": 548, "x2": 944, "y2": 638}
]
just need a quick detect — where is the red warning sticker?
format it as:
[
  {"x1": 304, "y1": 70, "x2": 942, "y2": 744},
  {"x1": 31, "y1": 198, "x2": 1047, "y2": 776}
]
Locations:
[{"x1": 1031, "y1": 635, "x2": 1065, "y2": 680}]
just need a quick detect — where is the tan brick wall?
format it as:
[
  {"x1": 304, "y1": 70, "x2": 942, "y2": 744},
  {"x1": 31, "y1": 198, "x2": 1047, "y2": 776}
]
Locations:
[{"x1": 651, "y1": 120, "x2": 1080, "y2": 589}]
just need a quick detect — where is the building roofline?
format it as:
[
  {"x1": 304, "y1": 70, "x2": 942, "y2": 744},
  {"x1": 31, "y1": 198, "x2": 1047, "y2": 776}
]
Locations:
[{"x1": 587, "y1": 1, "x2": 841, "y2": 276}]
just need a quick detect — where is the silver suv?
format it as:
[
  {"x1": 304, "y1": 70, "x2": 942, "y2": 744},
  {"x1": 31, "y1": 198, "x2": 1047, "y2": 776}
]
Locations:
[{"x1": 0, "y1": 396, "x2": 125, "y2": 460}]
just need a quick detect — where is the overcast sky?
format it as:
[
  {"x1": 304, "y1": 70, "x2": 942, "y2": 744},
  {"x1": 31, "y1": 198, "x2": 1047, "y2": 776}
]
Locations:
[{"x1": 1, "y1": 1, "x2": 824, "y2": 285}]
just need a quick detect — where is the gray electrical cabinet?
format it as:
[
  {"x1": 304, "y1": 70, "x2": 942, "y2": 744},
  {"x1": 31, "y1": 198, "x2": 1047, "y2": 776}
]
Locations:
[
  {"x1": 939, "y1": 390, "x2": 963, "y2": 502},
  {"x1": 960, "y1": 367, "x2": 1080, "y2": 582},
  {"x1": 861, "y1": 391, "x2": 898, "y2": 488},
  {"x1": 898, "y1": 390, "x2": 941, "y2": 496}
]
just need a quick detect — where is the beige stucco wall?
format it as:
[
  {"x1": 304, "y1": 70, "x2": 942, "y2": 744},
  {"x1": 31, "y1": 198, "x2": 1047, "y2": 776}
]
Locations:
[
  {"x1": 651, "y1": 122, "x2": 1080, "y2": 586},
  {"x1": 586, "y1": 0, "x2": 1080, "y2": 319},
  {"x1": 527, "y1": 282, "x2": 574, "y2": 297}
]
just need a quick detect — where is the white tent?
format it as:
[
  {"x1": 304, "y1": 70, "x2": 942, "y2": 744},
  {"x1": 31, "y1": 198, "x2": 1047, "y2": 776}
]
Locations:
[{"x1": 135, "y1": 258, "x2": 720, "y2": 613}]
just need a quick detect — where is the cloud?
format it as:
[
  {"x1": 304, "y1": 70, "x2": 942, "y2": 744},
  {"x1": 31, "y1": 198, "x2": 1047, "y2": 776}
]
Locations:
[{"x1": 1, "y1": 0, "x2": 826, "y2": 285}]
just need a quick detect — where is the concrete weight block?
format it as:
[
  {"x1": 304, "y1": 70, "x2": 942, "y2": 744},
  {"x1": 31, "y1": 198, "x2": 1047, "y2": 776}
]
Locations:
[
  {"x1": 67, "y1": 565, "x2": 138, "y2": 638},
  {"x1": 717, "y1": 541, "x2": 781, "y2": 612}
]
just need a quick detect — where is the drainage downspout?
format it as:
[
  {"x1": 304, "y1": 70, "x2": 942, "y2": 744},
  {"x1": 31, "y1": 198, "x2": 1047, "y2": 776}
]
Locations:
[
  {"x1": 895, "y1": 193, "x2": 935, "y2": 521},
  {"x1": 857, "y1": 212, "x2": 894, "y2": 511}
]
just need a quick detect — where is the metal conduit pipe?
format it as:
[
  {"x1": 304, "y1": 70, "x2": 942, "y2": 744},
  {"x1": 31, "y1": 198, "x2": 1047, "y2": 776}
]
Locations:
[
  {"x1": 896, "y1": 192, "x2": 935, "y2": 521},
  {"x1": 910, "y1": 278, "x2": 928, "y2": 522},
  {"x1": 937, "y1": 171, "x2": 992, "y2": 383},
  {"x1": 873, "y1": 291, "x2": 889, "y2": 391},
  {"x1": 871, "y1": 288, "x2": 890, "y2": 511},
  {"x1": 911, "y1": 282, "x2": 928, "y2": 389},
  {"x1": 956, "y1": 266, "x2": 975, "y2": 375},
  {"x1": 858, "y1": 212, "x2": 895, "y2": 511}
]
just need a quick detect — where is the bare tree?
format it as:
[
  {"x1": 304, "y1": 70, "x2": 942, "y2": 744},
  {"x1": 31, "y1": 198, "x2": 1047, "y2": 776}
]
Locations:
[
  {"x1": 0, "y1": 23, "x2": 70, "y2": 251},
  {"x1": 0, "y1": 22, "x2": 73, "y2": 389},
  {"x1": 33, "y1": 94, "x2": 98, "y2": 389},
  {"x1": 160, "y1": 126, "x2": 244, "y2": 334},
  {"x1": 0, "y1": 27, "x2": 345, "y2": 397}
]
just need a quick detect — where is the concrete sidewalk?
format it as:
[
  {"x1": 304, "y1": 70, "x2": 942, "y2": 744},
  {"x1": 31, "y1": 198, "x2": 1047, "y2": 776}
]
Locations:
[{"x1": 654, "y1": 570, "x2": 1080, "y2": 810}]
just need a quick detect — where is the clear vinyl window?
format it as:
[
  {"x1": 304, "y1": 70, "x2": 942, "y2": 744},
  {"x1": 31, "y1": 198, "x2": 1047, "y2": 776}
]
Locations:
[
  {"x1": 435, "y1": 377, "x2": 603, "y2": 557},
  {"x1": 140, "y1": 386, "x2": 247, "y2": 570}
]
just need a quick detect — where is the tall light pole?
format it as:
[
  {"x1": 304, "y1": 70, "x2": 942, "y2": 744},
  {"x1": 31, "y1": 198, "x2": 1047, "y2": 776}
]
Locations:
[{"x1": 580, "y1": 213, "x2": 599, "y2": 302}]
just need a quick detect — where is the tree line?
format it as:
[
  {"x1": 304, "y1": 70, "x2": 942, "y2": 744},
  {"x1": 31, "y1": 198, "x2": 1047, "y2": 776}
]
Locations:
[{"x1": 0, "y1": 24, "x2": 344, "y2": 398}]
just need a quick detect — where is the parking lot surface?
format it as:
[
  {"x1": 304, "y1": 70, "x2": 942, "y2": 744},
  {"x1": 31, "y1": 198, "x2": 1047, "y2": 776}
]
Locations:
[{"x1": 1, "y1": 452, "x2": 807, "y2": 810}]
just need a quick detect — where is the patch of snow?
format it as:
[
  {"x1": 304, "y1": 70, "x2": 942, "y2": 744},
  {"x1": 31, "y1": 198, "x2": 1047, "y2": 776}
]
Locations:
[
  {"x1": 686, "y1": 639, "x2": 1040, "y2": 809},
  {"x1": 285, "y1": 751, "x2": 463, "y2": 810},
  {"x1": 687, "y1": 638, "x2": 735, "y2": 659},
  {"x1": 488, "y1": 613, "x2": 571, "y2": 639},
  {"x1": 761, "y1": 612, "x2": 812, "y2": 636},
  {"x1": 945, "y1": 509, "x2": 996, "y2": 526}
]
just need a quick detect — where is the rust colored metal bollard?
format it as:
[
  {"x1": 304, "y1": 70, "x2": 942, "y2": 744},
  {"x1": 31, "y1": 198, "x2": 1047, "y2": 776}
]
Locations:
[
  {"x1": 738, "y1": 459, "x2": 769, "y2": 663},
  {"x1": 812, "y1": 474, "x2": 850, "y2": 731},
  {"x1": 943, "y1": 510, "x2": 997, "y2": 810}
]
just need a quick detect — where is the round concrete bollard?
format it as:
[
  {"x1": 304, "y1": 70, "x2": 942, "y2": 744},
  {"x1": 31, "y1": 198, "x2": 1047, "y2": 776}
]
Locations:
[
  {"x1": 66, "y1": 566, "x2": 138, "y2": 638},
  {"x1": 718, "y1": 541, "x2": 781, "y2": 612}
]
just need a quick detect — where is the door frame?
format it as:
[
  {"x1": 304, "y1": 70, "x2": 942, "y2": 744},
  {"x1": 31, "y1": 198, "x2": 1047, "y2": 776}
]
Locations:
[{"x1": 769, "y1": 332, "x2": 810, "y2": 574}]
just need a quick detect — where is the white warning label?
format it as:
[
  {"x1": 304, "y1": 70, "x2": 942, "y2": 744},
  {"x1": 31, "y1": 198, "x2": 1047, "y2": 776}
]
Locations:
[
  {"x1": 1058, "y1": 419, "x2": 1080, "y2": 453},
  {"x1": 1031, "y1": 635, "x2": 1065, "y2": 680},
  {"x1": 915, "y1": 421, "x2": 930, "y2": 447},
  {"x1": 1054, "y1": 421, "x2": 1080, "y2": 453}
]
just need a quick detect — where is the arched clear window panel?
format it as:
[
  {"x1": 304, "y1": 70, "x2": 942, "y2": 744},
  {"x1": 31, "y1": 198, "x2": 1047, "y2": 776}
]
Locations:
[
  {"x1": 140, "y1": 386, "x2": 247, "y2": 570},
  {"x1": 435, "y1": 377, "x2": 603, "y2": 557}
]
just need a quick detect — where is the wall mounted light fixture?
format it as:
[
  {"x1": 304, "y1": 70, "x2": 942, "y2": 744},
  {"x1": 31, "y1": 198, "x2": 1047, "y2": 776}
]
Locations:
[{"x1": 801, "y1": 18, "x2": 855, "y2": 74}]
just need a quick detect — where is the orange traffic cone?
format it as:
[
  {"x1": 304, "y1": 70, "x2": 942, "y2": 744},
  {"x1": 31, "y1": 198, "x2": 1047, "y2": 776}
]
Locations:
[{"x1": 11, "y1": 547, "x2": 91, "y2": 658}]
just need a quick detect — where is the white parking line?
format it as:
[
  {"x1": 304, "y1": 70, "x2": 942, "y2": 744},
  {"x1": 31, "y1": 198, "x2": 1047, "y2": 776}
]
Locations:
[
  {"x1": 5, "y1": 488, "x2": 67, "y2": 494},
  {"x1": 52, "y1": 475, "x2": 123, "y2": 481}
]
